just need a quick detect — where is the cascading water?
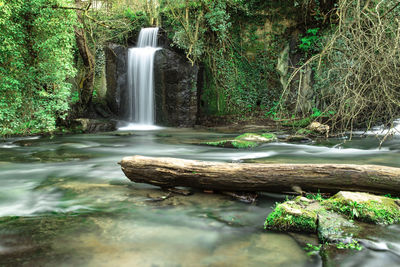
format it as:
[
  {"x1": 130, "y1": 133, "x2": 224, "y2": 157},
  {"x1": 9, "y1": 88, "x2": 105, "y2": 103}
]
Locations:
[{"x1": 120, "y1": 27, "x2": 161, "y2": 130}]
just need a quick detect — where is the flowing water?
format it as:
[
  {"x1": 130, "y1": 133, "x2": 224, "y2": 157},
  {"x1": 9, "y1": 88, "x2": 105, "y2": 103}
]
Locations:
[
  {"x1": 0, "y1": 128, "x2": 399, "y2": 266},
  {"x1": 125, "y1": 27, "x2": 160, "y2": 127}
]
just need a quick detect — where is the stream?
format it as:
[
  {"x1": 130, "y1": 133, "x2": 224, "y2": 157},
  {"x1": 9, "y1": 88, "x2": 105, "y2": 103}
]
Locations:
[{"x1": 0, "y1": 128, "x2": 399, "y2": 266}]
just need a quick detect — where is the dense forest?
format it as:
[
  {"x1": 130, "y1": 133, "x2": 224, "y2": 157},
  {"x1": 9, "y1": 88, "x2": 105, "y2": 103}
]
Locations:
[{"x1": 1, "y1": 0, "x2": 400, "y2": 136}]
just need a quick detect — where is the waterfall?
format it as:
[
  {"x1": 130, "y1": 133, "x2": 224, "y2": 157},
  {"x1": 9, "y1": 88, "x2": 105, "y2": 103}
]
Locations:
[{"x1": 125, "y1": 27, "x2": 160, "y2": 127}]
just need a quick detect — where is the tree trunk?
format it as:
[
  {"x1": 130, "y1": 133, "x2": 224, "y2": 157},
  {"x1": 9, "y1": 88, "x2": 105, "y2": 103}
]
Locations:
[
  {"x1": 120, "y1": 155, "x2": 400, "y2": 195},
  {"x1": 74, "y1": 0, "x2": 95, "y2": 107}
]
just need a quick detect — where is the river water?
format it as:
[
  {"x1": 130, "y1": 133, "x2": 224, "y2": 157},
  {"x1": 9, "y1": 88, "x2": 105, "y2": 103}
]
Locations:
[{"x1": 0, "y1": 128, "x2": 399, "y2": 266}]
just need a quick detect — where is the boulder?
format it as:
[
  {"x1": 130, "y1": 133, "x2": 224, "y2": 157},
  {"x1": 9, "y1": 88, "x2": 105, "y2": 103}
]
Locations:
[{"x1": 307, "y1": 122, "x2": 330, "y2": 137}]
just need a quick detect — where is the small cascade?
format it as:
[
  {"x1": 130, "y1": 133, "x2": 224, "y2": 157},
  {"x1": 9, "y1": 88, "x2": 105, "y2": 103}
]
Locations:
[{"x1": 124, "y1": 27, "x2": 160, "y2": 129}]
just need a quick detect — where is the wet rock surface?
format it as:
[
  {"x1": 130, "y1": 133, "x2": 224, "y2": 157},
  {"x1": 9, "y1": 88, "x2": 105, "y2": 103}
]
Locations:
[
  {"x1": 105, "y1": 44, "x2": 127, "y2": 116},
  {"x1": 154, "y1": 48, "x2": 198, "y2": 127},
  {"x1": 317, "y1": 211, "x2": 359, "y2": 243},
  {"x1": 73, "y1": 118, "x2": 117, "y2": 133}
]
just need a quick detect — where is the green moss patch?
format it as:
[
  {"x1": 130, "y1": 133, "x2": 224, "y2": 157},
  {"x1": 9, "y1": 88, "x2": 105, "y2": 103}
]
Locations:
[
  {"x1": 204, "y1": 132, "x2": 277, "y2": 149},
  {"x1": 264, "y1": 197, "x2": 321, "y2": 233},
  {"x1": 205, "y1": 140, "x2": 258, "y2": 149},
  {"x1": 296, "y1": 128, "x2": 314, "y2": 135},
  {"x1": 235, "y1": 133, "x2": 277, "y2": 142},
  {"x1": 324, "y1": 191, "x2": 400, "y2": 224},
  {"x1": 264, "y1": 191, "x2": 400, "y2": 247}
]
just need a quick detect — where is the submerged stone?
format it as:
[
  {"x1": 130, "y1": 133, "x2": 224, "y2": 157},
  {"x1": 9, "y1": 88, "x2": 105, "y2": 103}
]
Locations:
[
  {"x1": 285, "y1": 135, "x2": 313, "y2": 143},
  {"x1": 317, "y1": 211, "x2": 359, "y2": 244}
]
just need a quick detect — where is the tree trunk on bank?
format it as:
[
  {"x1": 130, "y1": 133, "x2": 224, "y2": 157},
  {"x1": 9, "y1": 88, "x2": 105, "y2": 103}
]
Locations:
[
  {"x1": 120, "y1": 155, "x2": 400, "y2": 195},
  {"x1": 74, "y1": 0, "x2": 95, "y2": 107}
]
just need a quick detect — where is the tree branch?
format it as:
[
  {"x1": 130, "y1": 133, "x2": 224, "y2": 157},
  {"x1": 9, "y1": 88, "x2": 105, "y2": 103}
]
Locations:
[{"x1": 381, "y1": 1, "x2": 400, "y2": 19}]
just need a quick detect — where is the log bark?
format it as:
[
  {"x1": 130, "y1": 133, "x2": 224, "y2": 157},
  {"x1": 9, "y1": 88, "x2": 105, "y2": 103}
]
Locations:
[{"x1": 120, "y1": 155, "x2": 400, "y2": 195}]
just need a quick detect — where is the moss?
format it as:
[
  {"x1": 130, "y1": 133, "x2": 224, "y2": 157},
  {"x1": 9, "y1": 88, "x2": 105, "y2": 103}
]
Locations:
[
  {"x1": 203, "y1": 132, "x2": 276, "y2": 149},
  {"x1": 264, "y1": 200, "x2": 318, "y2": 233},
  {"x1": 231, "y1": 140, "x2": 258, "y2": 148},
  {"x1": 235, "y1": 132, "x2": 277, "y2": 141},
  {"x1": 296, "y1": 128, "x2": 314, "y2": 135},
  {"x1": 260, "y1": 133, "x2": 277, "y2": 140},
  {"x1": 205, "y1": 140, "x2": 258, "y2": 149},
  {"x1": 264, "y1": 192, "x2": 400, "y2": 237},
  {"x1": 235, "y1": 133, "x2": 256, "y2": 139},
  {"x1": 324, "y1": 195, "x2": 400, "y2": 225}
]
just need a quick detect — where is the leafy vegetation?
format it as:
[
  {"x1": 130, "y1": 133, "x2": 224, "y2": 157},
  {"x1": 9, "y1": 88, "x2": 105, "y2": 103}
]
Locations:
[
  {"x1": 304, "y1": 243, "x2": 322, "y2": 256},
  {"x1": 280, "y1": 0, "x2": 400, "y2": 132},
  {"x1": 1, "y1": 0, "x2": 399, "y2": 136},
  {"x1": 0, "y1": 0, "x2": 76, "y2": 135},
  {"x1": 336, "y1": 240, "x2": 363, "y2": 251}
]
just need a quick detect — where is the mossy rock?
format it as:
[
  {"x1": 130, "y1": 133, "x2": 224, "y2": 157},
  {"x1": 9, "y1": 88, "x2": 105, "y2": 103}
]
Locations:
[
  {"x1": 204, "y1": 133, "x2": 277, "y2": 149},
  {"x1": 264, "y1": 197, "x2": 321, "y2": 233},
  {"x1": 324, "y1": 191, "x2": 400, "y2": 225},
  {"x1": 265, "y1": 192, "x2": 400, "y2": 234},
  {"x1": 205, "y1": 140, "x2": 259, "y2": 149},
  {"x1": 264, "y1": 193, "x2": 399, "y2": 260},
  {"x1": 235, "y1": 133, "x2": 277, "y2": 142}
]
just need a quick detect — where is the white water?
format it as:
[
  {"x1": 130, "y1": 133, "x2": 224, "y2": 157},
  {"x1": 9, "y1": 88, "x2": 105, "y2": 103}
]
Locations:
[
  {"x1": 124, "y1": 27, "x2": 160, "y2": 130},
  {"x1": 353, "y1": 119, "x2": 400, "y2": 137},
  {"x1": 368, "y1": 119, "x2": 400, "y2": 136}
]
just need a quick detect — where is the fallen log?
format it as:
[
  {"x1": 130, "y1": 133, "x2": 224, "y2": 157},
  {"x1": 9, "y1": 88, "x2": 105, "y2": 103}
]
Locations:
[{"x1": 119, "y1": 155, "x2": 400, "y2": 195}]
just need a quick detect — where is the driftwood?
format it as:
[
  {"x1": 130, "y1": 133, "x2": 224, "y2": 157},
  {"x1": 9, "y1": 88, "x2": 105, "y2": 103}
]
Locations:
[{"x1": 119, "y1": 155, "x2": 400, "y2": 195}]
